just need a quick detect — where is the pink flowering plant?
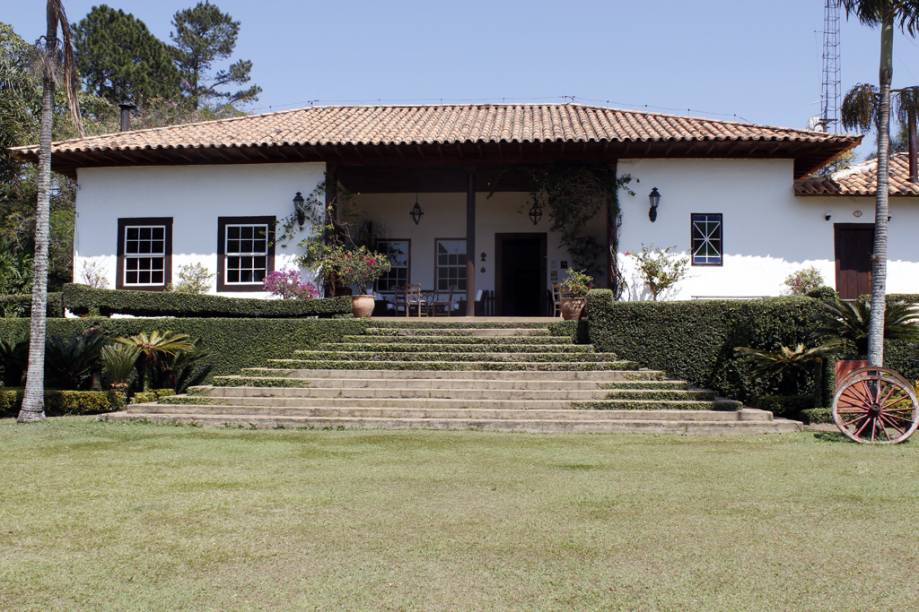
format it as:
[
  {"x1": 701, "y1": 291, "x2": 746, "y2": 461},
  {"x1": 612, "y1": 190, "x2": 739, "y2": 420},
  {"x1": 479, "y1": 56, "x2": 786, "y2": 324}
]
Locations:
[
  {"x1": 262, "y1": 269, "x2": 319, "y2": 300},
  {"x1": 333, "y1": 245, "x2": 392, "y2": 294}
]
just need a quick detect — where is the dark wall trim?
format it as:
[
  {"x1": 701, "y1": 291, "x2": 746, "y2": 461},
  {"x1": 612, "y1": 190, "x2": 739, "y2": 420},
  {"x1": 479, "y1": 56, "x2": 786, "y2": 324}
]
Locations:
[
  {"x1": 216, "y1": 215, "x2": 276, "y2": 292},
  {"x1": 115, "y1": 217, "x2": 173, "y2": 290}
]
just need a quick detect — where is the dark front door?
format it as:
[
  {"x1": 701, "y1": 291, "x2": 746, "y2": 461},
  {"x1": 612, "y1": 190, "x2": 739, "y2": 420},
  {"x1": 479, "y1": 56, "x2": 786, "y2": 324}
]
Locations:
[
  {"x1": 495, "y1": 233, "x2": 547, "y2": 316},
  {"x1": 834, "y1": 223, "x2": 874, "y2": 300}
]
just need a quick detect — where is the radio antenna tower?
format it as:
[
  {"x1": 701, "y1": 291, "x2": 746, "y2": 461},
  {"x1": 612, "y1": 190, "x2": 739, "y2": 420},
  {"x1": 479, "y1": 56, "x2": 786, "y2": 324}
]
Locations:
[{"x1": 820, "y1": 0, "x2": 842, "y2": 132}]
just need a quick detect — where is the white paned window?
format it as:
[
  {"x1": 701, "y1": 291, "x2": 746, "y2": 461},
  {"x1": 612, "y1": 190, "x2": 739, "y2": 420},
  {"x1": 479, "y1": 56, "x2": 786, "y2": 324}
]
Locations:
[
  {"x1": 435, "y1": 239, "x2": 467, "y2": 291},
  {"x1": 691, "y1": 213, "x2": 723, "y2": 266},
  {"x1": 225, "y1": 223, "x2": 270, "y2": 285},
  {"x1": 123, "y1": 225, "x2": 167, "y2": 286},
  {"x1": 376, "y1": 239, "x2": 410, "y2": 292}
]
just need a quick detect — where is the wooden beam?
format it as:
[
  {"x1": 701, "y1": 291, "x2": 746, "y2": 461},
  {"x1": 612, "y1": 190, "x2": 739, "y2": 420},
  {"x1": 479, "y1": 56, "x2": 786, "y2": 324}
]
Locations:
[
  {"x1": 606, "y1": 160, "x2": 619, "y2": 293},
  {"x1": 465, "y1": 167, "x2": 476, "y2": 316}
]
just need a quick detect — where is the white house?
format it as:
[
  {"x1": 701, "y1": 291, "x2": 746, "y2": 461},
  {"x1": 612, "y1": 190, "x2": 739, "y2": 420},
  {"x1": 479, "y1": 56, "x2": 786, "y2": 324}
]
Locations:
[{"x1": 11, "y1": 102, "x2": 919, "y2": 314}]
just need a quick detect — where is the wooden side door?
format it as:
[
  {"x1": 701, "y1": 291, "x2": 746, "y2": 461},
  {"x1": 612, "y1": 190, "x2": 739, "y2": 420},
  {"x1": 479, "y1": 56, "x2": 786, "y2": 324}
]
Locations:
[{"x1": 834, "y1": 223, "x2": 874, "y2": 300}]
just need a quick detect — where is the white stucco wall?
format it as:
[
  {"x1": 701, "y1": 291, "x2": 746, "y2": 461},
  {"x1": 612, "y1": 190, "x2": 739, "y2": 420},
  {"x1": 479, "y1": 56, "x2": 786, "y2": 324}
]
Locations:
[
  {"x1": 346, "y1": 191, "x2": 605, "y2": 294},
  {"x1": 617, "y1": 158, "x2": 919, "y2": 299},
  {"x1": 74, "y1": 163, "x2": 324, "y2": 297}
]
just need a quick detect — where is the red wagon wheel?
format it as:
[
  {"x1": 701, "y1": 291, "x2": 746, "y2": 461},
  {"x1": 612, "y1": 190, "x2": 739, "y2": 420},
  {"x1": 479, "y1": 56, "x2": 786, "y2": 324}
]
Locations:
[{"x1": 833, "y1": 367, "x2": 919, "y2": 444}]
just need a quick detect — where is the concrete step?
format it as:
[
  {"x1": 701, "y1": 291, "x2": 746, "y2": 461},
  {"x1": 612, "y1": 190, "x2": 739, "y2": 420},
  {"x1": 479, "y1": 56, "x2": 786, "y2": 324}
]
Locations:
[
  {"x1": 363, "y1": 327, "x2": 551, "y2": 337},
  {"x1": 264, "y1": 360, "x2": 641, "y2": 371},
  {"x1": 239, "y1": 368, "x2": 665, "y2": 381},
  {"x1": 157, "y1": 395, "x2": 723, "y2": 411},
  {"x1": 129, "y1": 403, "x2": 773, "y2": 422},
  {"x1": 209, "y1": 376, "x2": 663, "y2": 391},
  {"x1": 344, "y1": 335, "x2": 575, "y2": 345},
  {"x1": 289, "y1": 351, "x2": 615, "y2": 363},
  {"x1": 104, "y1": 411, "x2": 803, "y2": 434},
  {"x1": 189, "y1": 385, "x2": 715, "y2": 401},
  {"x1": 319, "y1": 342, "x2": 595, "y2": 354}
]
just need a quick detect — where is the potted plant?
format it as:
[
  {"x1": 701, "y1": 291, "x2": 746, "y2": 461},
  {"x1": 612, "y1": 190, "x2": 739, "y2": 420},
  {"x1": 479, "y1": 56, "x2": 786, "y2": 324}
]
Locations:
[
  {"x1": 813, "y1": 296, "x2": 919, "y2": 388},
  {"x1": 559, "y1": 270, "x2": 592, "y2": 320},
  {"x1": 334, "y1": 245, "x2": 392, "y2": 318}
]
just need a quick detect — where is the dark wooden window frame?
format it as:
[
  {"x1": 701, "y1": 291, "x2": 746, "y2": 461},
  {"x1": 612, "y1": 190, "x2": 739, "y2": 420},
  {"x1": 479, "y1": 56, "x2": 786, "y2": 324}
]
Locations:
[
  {"x1": 434, "y1": 237, "x2": 468, "y2": 292},
  {"x1": 116, "y1": 217, "x2": 173, "y2": 290},
  {"x1": 216, "y1": 216, "x2": 276, "y2": 292},
  {"x1": 690, "y1": 212, "x2": 724, "y2": 267},
  {"x1": 375, "y1": 238, "x2": 411, "y2": 293}
]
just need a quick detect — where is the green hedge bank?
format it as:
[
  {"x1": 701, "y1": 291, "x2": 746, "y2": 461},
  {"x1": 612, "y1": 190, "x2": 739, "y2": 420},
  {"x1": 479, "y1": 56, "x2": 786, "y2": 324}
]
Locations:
[
  {"x1": 586, "y1": 289, "x2": 919, "y2": 408},
  {"x1": 0, "y1": 293, "x2": 64, "y2": 318},
  {"x1": 0, "y1": 388, "x2": 124, "y2": 418},
  {"x1": 61, "y1": 284, "x2": 352, "y2": 318},
  {"x1": 0, "y1": 318, "x2": 369, "y2": 381}
]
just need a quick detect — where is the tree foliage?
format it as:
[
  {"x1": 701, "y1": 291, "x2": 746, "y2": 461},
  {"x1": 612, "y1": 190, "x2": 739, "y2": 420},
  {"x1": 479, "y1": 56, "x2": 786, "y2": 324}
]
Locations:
[
  {"x1": 74, "y1": 4, "x2": 181, "y2": 105},
  {"x1": 170, "y1": 1, "x2": 261, "y2": 109}
]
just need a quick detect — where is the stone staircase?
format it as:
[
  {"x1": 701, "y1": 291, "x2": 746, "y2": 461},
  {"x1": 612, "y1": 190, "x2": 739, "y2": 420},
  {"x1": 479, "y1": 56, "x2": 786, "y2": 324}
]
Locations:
[{"x1": 106, "y1": 322, "x2": 802, "y2": 434}]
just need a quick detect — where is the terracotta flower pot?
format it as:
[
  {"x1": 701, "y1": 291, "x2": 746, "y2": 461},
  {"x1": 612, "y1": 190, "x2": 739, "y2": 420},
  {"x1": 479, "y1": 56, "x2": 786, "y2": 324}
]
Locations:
[
  {"x1": 835, "y1": 359, "x2": 869, "y2": 390},
  {"x1": 560, "y1": 297, "x2": 586, "y2": 321},
  {"x1": 351, "y1": 294, "x2": 376, "y2": 318}
]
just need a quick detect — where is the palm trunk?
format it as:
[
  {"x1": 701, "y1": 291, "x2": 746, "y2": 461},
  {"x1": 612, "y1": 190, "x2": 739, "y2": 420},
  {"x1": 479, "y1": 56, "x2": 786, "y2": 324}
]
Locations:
[
  {"x1": 867, "y1": 12, "x2": 894, "y2": 367},
  {"x1": 18, "y1": 8, "x2": 57, "y2": 423}
]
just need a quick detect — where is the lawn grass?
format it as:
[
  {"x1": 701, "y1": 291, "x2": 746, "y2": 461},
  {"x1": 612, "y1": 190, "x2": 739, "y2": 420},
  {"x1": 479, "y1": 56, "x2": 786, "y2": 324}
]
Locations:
[{"x1": 0, "y1": 419, "x2": 917, "y2": 610}]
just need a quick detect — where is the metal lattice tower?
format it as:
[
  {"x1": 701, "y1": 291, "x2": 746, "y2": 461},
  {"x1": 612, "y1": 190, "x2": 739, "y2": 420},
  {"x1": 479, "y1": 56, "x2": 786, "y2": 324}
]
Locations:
[{"x1": 820, "y1": 0, "x2": 842, "y2": 132}]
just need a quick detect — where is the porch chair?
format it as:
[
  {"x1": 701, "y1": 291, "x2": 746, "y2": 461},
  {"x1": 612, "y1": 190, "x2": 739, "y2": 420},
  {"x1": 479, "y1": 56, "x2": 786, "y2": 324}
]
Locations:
[
  {"x1": 551, "y1": 283, "x2": 562, "y2": 317},
  {"x1": 402, "y1": 284, "x2": 426, "y2": 317},
  {"x1": 429, "y1": 287, "x2": 456, "y2": 317}
]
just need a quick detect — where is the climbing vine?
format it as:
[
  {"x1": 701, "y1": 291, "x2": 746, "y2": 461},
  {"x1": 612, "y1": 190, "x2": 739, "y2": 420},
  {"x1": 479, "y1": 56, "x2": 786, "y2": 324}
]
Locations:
[{"x1": 528, "y1": 164, "x2": 633, "y2": 297}]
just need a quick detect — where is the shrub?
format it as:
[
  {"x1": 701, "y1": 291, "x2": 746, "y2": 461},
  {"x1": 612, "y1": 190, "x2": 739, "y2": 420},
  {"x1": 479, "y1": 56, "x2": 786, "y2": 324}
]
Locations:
[
  {"x1": 116, "y1": 331, "x2": 195, "y2": 390},
  {"x1": 79, "y1": 261, "x2": 109, "y2": 289},
  {"x1": 559, "y1": 270, "x2": 592, "y2": 298},
  {"x1": 806, "y1": 286, "x2": 838, "y2": 301},
  {"x1": 813, "y1": 297, "x2": 919, "y2": 358},
  {"x1": 173, "y1": 263, "x2": 214, "y2": 294},
  {"x1": 0, "y1": 388, "x2": 123, "y2": 418},
  {"x1": 300, "y1": 243, "x2": 391, "y2": 295},
  {"x1": 0, "y1": 338, "x2": 28, "y2": 386},
  {"x1": 44, "y1": 328, "x2": 105, "y2": 390},
  {"x1": 784, "y1": 266, "x2": 825, "y2": 295},
  {"x1": 262, "y1": 269, "x2": 319, "y2": 300},
  {"x1": 0, "y1": 293, "x2": 64, "y2": 318},
  {"x1": 101, "y1": 344, "x2": 140, "y2": 390},
  {"x1": 587, "y1": 289, "x2": 919, "y2": 407},
  {"x1": 625, "y1": 245, "x2": 689, "y2": 301},
  {"x1": 0, "y1": 318, "x2": 369, "y2": 383},
  {"x1": 62, "y1": 284, "x2": 351, "y2": 318}
]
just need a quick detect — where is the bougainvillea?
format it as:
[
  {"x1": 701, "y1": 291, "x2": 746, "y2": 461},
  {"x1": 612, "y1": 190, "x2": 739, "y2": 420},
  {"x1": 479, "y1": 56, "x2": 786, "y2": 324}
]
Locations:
[{"x1": 262, "y1": 269, "x2": 319, "y2": 300}]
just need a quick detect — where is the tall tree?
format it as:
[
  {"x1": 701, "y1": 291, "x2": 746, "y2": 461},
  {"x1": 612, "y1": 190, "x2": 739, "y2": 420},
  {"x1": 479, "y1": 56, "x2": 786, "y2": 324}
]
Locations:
[
  {"x1": 18, "y1": 0, "x2": 84, "y2": 424},
  {"x1": 170, "y1": 1, "x2": 261, "y2": 109},
  {"x1": 840, "y1": 0, "x2": 919, "y2": 367},
  {"x1": 74, "y1": 5, "x2": 180, "y2": 105}
]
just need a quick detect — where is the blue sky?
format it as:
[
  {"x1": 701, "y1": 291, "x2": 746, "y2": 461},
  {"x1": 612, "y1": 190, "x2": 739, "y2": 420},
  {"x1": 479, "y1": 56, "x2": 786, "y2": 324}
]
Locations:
[{"x1": 8, "y1": 0, "x2": 919, "y2": 159}]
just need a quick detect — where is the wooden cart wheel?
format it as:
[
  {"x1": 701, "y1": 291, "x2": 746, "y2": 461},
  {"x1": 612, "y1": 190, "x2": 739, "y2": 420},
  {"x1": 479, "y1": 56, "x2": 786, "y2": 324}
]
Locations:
[{"x1": 833, "y1": 367, "x2": 919, "y2": 444}]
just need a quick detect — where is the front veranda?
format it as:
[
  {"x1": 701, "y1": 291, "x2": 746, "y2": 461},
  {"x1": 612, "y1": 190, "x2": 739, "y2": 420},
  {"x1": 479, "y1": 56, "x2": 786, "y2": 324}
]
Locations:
[{"x1": 334, "y1": 164, "x2": 609, "y2": 317}]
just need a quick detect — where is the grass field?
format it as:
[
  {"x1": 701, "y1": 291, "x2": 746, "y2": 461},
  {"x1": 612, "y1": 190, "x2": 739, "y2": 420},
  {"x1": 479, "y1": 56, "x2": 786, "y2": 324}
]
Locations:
[{"x1": 1, "y1": 419, "x2": 917, "y2": 610}]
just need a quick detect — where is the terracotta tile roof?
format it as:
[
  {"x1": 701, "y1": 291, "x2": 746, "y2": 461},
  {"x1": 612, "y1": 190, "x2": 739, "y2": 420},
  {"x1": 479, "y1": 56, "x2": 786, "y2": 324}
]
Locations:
[
  {"x1": 11, "y1": 102, "x2": 854, "y2": 156},
  {"x1": 795, "y1": 152, "x2": 919, "y2": 196}
]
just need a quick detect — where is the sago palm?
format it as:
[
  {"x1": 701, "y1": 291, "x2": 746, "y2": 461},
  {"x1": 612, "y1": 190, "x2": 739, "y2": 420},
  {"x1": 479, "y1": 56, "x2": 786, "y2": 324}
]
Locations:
[
  {"x1": 838, "y1": 0, "x2": 919, "y2": 367},
  {"x1": 814, "y1": 296, "x2": 919, "y2": 357},
  {"x1": 116, "y1": 331, "x2": 194, "y2": 390},
  {"x1": 18, "y1": 0, "x2": 85, "y2": 423}
]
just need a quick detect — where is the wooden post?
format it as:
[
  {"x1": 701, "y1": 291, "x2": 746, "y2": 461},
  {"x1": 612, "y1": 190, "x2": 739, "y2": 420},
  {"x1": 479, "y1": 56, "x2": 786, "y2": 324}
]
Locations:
[
  {"x1": 465, "y1": 168, "x2": 476, "y2": 316},
  {"x1": 323, "y1": 163, "x2": 338, "y2": 296},
  {"x1": 606, "y1": 160, "x2": 619, "y2": 294},
  {"x1": 909, "y1": 110, "x2": 917, "y2": 183}
]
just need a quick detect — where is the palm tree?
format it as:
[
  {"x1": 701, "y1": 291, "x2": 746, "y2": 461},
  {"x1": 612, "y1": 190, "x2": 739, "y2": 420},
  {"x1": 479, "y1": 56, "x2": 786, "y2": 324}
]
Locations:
[
  {"x1": 841, "y1": 83, "x2": 919, "y2": 179},
  {"x1": 18, "y1": 0, "x2": 84, "y2": 423},
  {"x1": 116, "y1": 331, "x2": 194, "y2": 391},
  {"x1": 839, "y1": 1, "x2": 919, "y2": 368}
]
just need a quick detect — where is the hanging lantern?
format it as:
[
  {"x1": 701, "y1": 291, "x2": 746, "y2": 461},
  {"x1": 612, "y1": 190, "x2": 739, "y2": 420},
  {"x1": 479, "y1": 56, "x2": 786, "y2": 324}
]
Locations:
[
  {"x1": 528, "y1": 198, "x2": 543, "y2": 225},
  {"x1": 409, "y1": 196, "x2": 424, "y2": 225},
  {"x1": 293, "y1": 191, "x2": 306, "y2": 227}
]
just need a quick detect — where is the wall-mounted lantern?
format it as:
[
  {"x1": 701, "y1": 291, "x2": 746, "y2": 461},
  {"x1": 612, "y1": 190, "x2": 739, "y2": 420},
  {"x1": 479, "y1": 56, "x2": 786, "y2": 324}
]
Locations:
[
  {"x1": 648, "y1": 187, "x2": 661, "y2": 223},
  {"x1": 528, "y1": 198, "x2": 543, "y2": 225},
  {"x1": 409, "y1": 195, "x2": 424, "y2": 225},
  {"x1": 293, "y1": 191, "x2": 307, "y2": 227},
  {"x1": 480, "y1": 251, "x2": 487, "y2": 274},
  {"x1": 824, "y1": 211, "x2": 832, "y2": 221}
]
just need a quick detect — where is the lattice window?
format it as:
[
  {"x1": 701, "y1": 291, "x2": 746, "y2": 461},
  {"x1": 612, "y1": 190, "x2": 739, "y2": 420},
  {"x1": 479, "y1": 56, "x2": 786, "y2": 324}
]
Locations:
[{"x1": 691, "y1": 213, "x2": 723, "y2": 266}]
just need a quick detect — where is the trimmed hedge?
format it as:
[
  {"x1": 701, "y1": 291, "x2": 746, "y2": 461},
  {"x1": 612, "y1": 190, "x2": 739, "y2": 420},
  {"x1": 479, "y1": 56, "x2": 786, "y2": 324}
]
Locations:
[
  {"x1": 586, "y1": 289, "x2": 919, "y2": 407},
  {"x1": 0, "y1": 388, "x2": 124, "y2": 418},
  {"x1": 0, "y1": 317, "x2": 369, "y2": 382},
  {"x1": 61, "y1": 284, "x2": 352, "y2": 318},
  {"x1": 0, "y1": 293, "x2": 64, "y2": 318}
]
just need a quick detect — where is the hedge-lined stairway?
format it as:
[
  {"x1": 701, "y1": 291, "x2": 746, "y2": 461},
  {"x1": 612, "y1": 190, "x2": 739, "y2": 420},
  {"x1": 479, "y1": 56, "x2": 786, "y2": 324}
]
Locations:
[{"x1": 107, "y1": 321, "x2": 802, "y2": 434}]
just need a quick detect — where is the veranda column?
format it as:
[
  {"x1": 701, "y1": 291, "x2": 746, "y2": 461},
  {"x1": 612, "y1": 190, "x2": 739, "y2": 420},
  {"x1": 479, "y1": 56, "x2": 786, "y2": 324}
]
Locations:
[
  {"x1": 465, "y1": 167, "x2": 476, "y2": 316},
  {"x1": 324, "y1": 162, "x2": 338, "y2": 296},
  {"x1": 606, "y1": 160, "x2": 619, "y2": 293}
]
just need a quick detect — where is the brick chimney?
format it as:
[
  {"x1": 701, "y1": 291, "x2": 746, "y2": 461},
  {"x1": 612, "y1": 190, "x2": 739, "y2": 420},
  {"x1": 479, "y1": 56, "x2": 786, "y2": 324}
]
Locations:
[{"x1": 119, "y1": 102, "x2": 136, "y2": 132}]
